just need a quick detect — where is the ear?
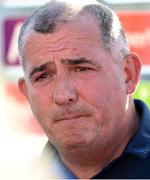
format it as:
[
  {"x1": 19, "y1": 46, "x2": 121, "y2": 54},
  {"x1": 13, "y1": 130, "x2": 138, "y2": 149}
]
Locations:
[
  {"x1": 18, "y1": 77, "x2": 29, "y2": 100},
  {"x1": 123, "y1": 53, "x2": 141, "y2": 95}
]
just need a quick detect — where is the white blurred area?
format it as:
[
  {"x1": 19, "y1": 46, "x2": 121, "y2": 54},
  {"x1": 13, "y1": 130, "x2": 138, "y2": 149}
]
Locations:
[
  {"x1": 0, "y1": 1, "x2": 48, "y2": 177},
  {"x1": 105, "y1": 0, "x2": 150, "y2": 3},
  {"x1": 0, "y1": 78, "x2": 47, "y2": 179},
  {"x1": 0, "y1": 0, "x2": 48, "y2": 7}
]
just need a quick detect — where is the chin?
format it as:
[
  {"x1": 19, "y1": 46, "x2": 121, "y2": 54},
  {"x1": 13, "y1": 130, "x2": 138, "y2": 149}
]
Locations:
[
  {"x1": 49, "y1": 122, "x2": 95, "y2": 150},
  {"x1": 51, "y1": 133, "x2": 88, "y2": 151}
]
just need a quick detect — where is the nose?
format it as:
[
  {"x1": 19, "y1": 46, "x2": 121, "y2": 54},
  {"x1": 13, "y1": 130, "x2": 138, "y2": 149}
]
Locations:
[{"x1": 53, "y1": 78, "x2": 77, "y2": 106}]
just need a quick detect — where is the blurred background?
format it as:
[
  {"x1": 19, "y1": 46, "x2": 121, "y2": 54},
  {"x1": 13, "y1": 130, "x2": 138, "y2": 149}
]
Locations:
[{"x1": 0, "y1": 0, "x2": 150, "y2": 179}]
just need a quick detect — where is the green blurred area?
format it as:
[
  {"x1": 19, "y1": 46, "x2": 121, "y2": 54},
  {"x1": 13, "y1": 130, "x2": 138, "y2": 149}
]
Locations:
[{"x1": 134, "y1": 80, "x2": 150, "y2": 108}]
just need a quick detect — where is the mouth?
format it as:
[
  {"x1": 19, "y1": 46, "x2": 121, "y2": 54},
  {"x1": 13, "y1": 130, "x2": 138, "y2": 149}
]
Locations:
[{"x1": 56, "y1": 114, "x2": 90, "y2": 122}]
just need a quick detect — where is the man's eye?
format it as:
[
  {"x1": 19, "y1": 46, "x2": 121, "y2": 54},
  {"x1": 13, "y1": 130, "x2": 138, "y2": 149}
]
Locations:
[
  {"x1": 35, "y1": 73, "x2": 49, "y2": 81},
  {"x1": 75, "y1": 67, "x2": 92, "y2": 72}
]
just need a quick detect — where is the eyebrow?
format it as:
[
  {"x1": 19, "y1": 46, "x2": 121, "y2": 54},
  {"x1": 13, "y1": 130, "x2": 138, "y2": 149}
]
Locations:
[
  {"x1": 62, "y1": 58, "x2": 94, "y2": 65},
  {"x1": 29, "y1": 61, "x2": 52, "y2": 79},
  {"x1": 29, "y1": 58, "x2": 94, "y2": 79}
]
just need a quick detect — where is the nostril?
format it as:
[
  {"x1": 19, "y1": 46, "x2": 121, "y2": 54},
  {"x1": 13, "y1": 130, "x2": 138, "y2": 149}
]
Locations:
[{"x1": 53, "y1": 88, "x2": 77, "y2": 105}]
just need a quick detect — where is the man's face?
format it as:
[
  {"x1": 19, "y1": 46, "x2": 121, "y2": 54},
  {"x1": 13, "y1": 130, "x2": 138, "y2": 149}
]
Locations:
[{"x1": 19, "y1": 16, "x2": 128, "y2": 152}]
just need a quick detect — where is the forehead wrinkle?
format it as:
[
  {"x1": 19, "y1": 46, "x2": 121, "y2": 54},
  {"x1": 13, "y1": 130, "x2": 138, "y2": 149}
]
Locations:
[
  {"x1": 61, "y1": 57, "x2": 95, "y2": 65},
  {"x1": 24, "y1": 22, "x2": 102, "y2": 58}
]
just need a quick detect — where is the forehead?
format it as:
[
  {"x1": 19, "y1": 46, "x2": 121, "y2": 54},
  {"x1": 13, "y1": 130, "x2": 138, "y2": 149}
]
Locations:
[
  {"x1": 23, "y1": 15, "x2": 105, "y2": 67},
  {"x1": 24, "y1": 14, "x2": 101, "y2": 45}
]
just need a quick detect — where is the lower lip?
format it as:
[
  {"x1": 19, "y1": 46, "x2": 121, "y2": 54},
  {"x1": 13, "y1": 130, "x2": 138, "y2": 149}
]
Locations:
[{"x1": 57, "y1": 115, "x2": 87, "y2": 122}]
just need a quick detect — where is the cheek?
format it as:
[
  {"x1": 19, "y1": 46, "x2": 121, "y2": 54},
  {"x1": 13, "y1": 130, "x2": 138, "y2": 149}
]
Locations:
[
  {"x1": 27, "y1": 84, "x2": 52, "y2": 119},
  {"x1": 27, "y1": 87, "x2": 55, "y2": 135},
  {"x1": 76, "y1": 74, "x2": 126, "y2": 113},
  {"x1": 77, "y1": 77, "x2": 127, "y2": 135},
  {"x1": 28, "y1": 82, "x2": 52, "y2": 103}
]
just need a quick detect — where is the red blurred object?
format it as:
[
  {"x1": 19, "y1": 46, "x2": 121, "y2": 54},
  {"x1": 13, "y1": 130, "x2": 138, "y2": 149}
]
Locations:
[
  {"x1": 5, "y1": 82, "x2": 26, "y2": 103},
  {"x1": 118, "y1": 12, "x2": 150, "y2": 65},
  {"x1": 5, "y1": 82, "x2": 44, "y2": 135}
]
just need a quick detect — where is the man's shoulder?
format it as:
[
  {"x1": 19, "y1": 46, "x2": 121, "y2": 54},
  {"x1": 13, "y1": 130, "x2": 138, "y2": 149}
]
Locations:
[
  {"x1": 125, "y1": 99, "x2": 150, "y2": 158},
  {"x1": 134, "y1": 99, "x2": 150, "y2": 117}
]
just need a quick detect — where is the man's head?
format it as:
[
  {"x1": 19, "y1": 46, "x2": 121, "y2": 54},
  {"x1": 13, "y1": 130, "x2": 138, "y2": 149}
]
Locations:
[{"x1": 18, "y1": 0, "x2": 141, "y2": 158}]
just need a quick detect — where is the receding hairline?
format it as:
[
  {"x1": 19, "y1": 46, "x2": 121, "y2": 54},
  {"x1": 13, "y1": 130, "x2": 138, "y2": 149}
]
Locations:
[
  {"x1": 18, "y1": 0, "x2": 129, "y2": 67},
  {"x1": 19, "y1": 12, "x2": 103, "y2": 66}
]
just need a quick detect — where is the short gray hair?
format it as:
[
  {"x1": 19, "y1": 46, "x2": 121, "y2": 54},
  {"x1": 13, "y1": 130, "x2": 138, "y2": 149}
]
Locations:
[{"x1": 18, "y1": 0, "x2": 129, "y2": 65}]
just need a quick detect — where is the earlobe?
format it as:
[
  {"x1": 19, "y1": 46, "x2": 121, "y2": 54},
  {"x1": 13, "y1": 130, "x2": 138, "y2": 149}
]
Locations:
[
  {"x1": 123, "y1": 53, "x2": 141, "y2": 95},
  {"x1": 18, "y1": 78, "x2": 29, "y2": 100}
]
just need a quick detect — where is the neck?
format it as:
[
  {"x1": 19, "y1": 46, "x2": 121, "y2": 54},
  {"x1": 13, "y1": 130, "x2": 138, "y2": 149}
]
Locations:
[
  {"x1": 59, "y1": 147, "x2": 109, "y2": 178},
  {"x1": 58, "y1": 99, "x2": 139, "y2": 179}
]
